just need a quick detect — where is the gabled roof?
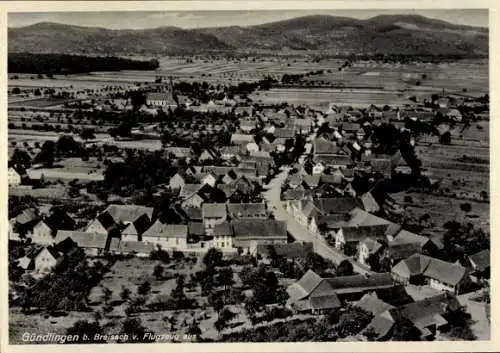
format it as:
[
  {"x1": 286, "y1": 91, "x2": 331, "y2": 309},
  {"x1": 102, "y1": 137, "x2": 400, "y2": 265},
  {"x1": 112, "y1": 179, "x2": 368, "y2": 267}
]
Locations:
[
  {"x1": 313, "y1": 198, "x2": 359, "y2": 215},
  {"x1": 320, "y1": 172, "x2": 343, "y2": 185},
  {"x1": 180, "y1": 184, "x2": 204, "y2": 198},
  {"x1": 55, "y1": 230, "x2": 108, "y2": 249},
  {"x1": 469, "y1": 249, "x2": 490, "y2": 272},
  {"x1": 325, "y1": 273, "x2": 396, "y2": 294},
  {"x1": 213, "y1": 222, "x2": 233, "y2": 236},
  {"x1": 109, "y1": 238, "x2": 155, "y2": 254},
  {"x1": 227, "y1": 203, "x2": 267, "y2": 219},
  {"x1": 315, "y1": 154, "x2": 352, "y2": 166},
  {"x1": 314, "y1": 137, "x2": 339, "y2": 155},
  {"x1": 274, "y1": 128, "x2": 295, "y2": 139},
  {"x1": 180, "y1": 206, "x2": 202, "y2": 221},
  {"x1": 187, "y1": 222, "x2": 205, "y2": 236},
  {"x1": 143, "y1": 220, "x2": 187, "y2": 239},
  {"x1": 15, "y1": 208, "x2": 39, "y2": 225},
  {"x1": 360, "y1": 238, "x2": 383, "y2": 253},
  {"x1": 303, "y1": 174, "x2": 321, "y2": 188},
  {"x1": 203, "y1": 166, "x2": 233, "y2": 176},
  {"x1": 105, "y1": 204, "x2": 154, "y2": 223},
  {"x1": 231, "y1": 133, "x2": 255, "y2": 144},
  {"x1": 385, "y1": 242, "x2": 423, "y2": 261},
  {"x1": 359, "y1": 192, "x2": 380, "y2": 213},
  {"x1": 345, "y1": 208, "x2": 393, "y2": 228},
  {"x1": 122, "y1": 213, "x2": 152, "y2": 236},
  {"x1": 202, "y1": 203, "x2": 227, "y2": 219},
  {"x1": 289, "y1": 269, "x2": 323, "y2": 300},
  {"x1": 282, "y1": 187, "x2": 305, "y2": 201},
  {"x1": 257, "y1": 242, "x2": 314, "y2": 259},
  {"x1": 354, "y1": 293, "x2": 395, "y2": 316},
  {"x1": 232, "y1": 219, "x2": 287, "y2": 239},
  {"x1": 393, "y1": 254, "x2": 468, "y2": 286}
]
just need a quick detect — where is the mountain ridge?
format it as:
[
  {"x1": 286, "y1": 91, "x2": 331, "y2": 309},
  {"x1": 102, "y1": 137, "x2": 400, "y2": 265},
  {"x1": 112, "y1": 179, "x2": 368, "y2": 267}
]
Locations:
[{"x1": 8, "y1": 14, "x2": 488, "y2": 56}]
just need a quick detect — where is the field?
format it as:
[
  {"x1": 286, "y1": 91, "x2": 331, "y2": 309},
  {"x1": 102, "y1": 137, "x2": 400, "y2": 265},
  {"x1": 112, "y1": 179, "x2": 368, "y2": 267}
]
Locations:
[{"x1": 251, "y1": 88, "x2": 417, "y2": 107}]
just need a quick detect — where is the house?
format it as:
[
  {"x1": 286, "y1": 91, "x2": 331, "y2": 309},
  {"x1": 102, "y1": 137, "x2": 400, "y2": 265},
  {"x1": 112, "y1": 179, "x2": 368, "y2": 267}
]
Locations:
[
  {"x1": 334, "y1": 209, "x2": 400, "y2": 250},
  {"x1": 8, "y1": 167, "x2": 21, "y2": 186},
  {"x1": 227, "y1": 203, "x2": 267, "y2": 219},
  {"x1": 122, "y1": 213, "x2": 154, "y2": 242},
  {"x1": 368, "y1": 293, "x2": 461, "y2": 341},
  {"x1": 86, "y1": 204, "x2": 154, "y2": 235},
  {"x1": 232, "y1": 219, "x2": 287, "y2": 255},
  {"x1": 239, "y1": 118, "x2": 257, "y2": 133},
  {"x1": 274, "y1": 128, "x2": 295, "y2": 139},
  {"x1": 165, "y1": 147, "x2": 192, "y2": 159},
  {"x1": 142, "y1": 221, "x2": 188, "y2": 250},
  {"x1": 194, "y1": 172, "x2": 217, "y2": 187},
  {"x1": 320, "y1": 170, "x2": 343, "y2": 185},
  {"x1": 199, "y1": 149, "x2": 216, "y2": 163},
  {"x1": 311, "y1": 161, "x2": 326, "y2": 175},
  {"x1": 358, "y1": 192, "x2": 380, "y2": 213},
  {"x1": 220, "y1": 145, "x2": 245, "y2": 160},
  {"x1": 17, "y1": 246, "x2": 64, "y2": 275},
  {"x1": 369, "y1": 158, "x2": 393, "y2": 179},
  {"x1": 146, "y1": 92, "x2": 177, "y2": 108},
  {"x1": 391, "y1": 254, "x2": 472, "y2": 294},
  {"x1": 287, "y1": 270, "x2": 397, "y2": 313},
  {"x1": 246, "y1": 142, "x2": 260, "y2": 153},
  {"x1": 302, "y1": 174, "x2": 321, "y2": 189},
  {"x1": 231, "y1": 133, "x2": 254, "y2": 146},
  {"x1": 109, "y1": 238, "x2": 155, "y2": 257},
  {"x1": 179, "y1": 184, "x2": 205, "y2": 208},
  {"x1": 315, "y1": 154, "x2": 352, "y2": 169},
  {"x1": 234, "y1": 106, "x2": 253, "y2": 117},
  {"x1": 202, "y1": 203, "x2": 227, "y2": 234},
  {"x1": 31, "y1": 220, "x2": 57, "y2": 245},
  {"x1": 354, "y1": 292, "x2": 395, "y2": 316},
  {"x1": 54, "y1": 230, "x2": 109, "y2": 256},
  {"x1": 465, "y1": 249, "x2": 490, "y2": 278},
  {"x1": 212, "y1": 222, "x2": 234, "y2": 249},
  {"x1": 168, "y1": 173, "x2": 186, "y2": 190},
  {"x1": 13, "y1": 208, "x2": 40, "y2": 234},
  {"x1": 286, "y1": 270, "x2": 342, "y2": 314},
  {"x1": 357, "y1": 238, "x2": 384, "y2": 265}
]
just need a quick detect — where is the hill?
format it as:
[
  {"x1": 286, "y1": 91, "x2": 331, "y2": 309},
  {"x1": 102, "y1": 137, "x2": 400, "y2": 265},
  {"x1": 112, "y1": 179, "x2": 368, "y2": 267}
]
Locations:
[{"x1": 8, "y1": 14, "x2": 488, "y2": 56}]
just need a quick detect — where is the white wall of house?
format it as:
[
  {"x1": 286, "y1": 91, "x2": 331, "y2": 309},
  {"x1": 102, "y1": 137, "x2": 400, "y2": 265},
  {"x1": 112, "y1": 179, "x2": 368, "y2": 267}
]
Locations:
[
  {"x1": 143, "y1": 235, "x2": 187, "y2": 250},
  {"x1": 246, "y1": 142, "x2": 259, "y2": 153},
  {"x1": 358, "y1": 243, "x2": 370, "y2": 265},
  {"x1": 204, "y1": 217, "x2": 226, "y2": 234},
  {"x1": 308, "y1": 217, "x2": 319, "y2": 235},
  {"x1": 334, "y1": 229, "x2": 345, "y2": 250},
  {"x1": 8, "y1": 168, "x2": 21, "y2": 186},
  {"x1": 213, "y1": 235, "x2": 233, "y2": 249},
  {"x1": 86, "y1": 220, "x2": 108, "y2": 234},
  {"x1": 429, "y1": 278, "x2": 456, "y2": 294},
  {"x1": 122, "y1": 233, "x2": 139, "y2": 242},
  {"x1": 34, "y1": 249, "x2": 58, "y2": 274},
  {"x1": 201, "y1": 175, "x2": 217, "y2": 187},
  {"x1": 182, "y1": 194, "x2": 204, "y2": 208},
  {"x1": 312, "y1": 163, "x2": 325, "y2": 175},
  {"x1": 31, "y1": 223, "x2": 54, "y2": 246}
]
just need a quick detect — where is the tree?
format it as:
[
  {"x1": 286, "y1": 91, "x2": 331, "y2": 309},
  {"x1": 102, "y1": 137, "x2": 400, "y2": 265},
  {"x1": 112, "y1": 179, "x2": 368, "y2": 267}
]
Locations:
[
  {"x1": 120, "y1": 286, "x2": 131, "y2": 302},
  {"x1": 153, "y1": 264, "x2": 164, "y2": 280},
  {"x1": 34, "y1": 88, "x2": 42, "y2": 96},
  {"x1": 138, "y1": 281, "x2": 151, "y2": 296},
  {"x1": 102, "y1": 287, "x2": 112, "y2": 304},
  {"x1": 336, "y1": 260, "x2": 354, "y2": 276},
  {"x1": 80, "y1": 128, "x2": 96, "y2": 140},
  {"x1": 120, "y1": 318, "x2": 152, "y2": 343},
  {"x1": 203, "y1": 248, "x2": 223, "y2": 269},
  {"x1": 66, "y1": 320, "x2": 102, "y2": 343},
  {"x1": 34, "y1": 141, "x2": 55, "y2": 167},
  {"x1": 208, "y1": 292, "x2": 224, "y2": 315},
  {"x1": 217, "y1": 267, "x2": 234, "y2": 291},
  {"x1": 392, "y1": 318, "x2": 421, "y2": 341},
  {"x1": 12, "y1": 87, "x2": 21, "y2": 94},
  {"x1": 460, "y1": 203, "x2": 472, "y2": 213}
]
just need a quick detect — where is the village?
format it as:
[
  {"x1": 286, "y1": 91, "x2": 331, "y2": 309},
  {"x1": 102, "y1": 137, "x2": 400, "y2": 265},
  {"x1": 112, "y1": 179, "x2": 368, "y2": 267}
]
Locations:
[{"x1": 7, "y1": 67, "x2": 490, "y2": 343}]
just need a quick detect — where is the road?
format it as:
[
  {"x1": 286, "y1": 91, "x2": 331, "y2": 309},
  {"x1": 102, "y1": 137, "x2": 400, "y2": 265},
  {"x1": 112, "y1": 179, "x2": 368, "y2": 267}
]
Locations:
[{"x1": 263, "y1": 168, "x2": 372, "y2": 275}]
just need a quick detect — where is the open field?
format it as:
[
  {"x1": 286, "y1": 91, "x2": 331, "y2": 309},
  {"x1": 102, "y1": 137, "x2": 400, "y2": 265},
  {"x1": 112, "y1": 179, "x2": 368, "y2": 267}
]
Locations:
[
  {"x1": 251, "y1": 88, "x2": 417, "y2": 107},
  {"x1": 391, "y1": 191, "x2": 489, "y2": 235}
]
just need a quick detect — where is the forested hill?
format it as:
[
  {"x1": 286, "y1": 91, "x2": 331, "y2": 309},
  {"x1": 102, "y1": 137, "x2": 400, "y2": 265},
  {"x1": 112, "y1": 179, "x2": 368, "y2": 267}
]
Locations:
[
  {"x1": 8, "y1": 53, "x2": 160, "y2": 74},
  {"x1": 8, "y1": 14, "x2": 488, "y2": 57}
]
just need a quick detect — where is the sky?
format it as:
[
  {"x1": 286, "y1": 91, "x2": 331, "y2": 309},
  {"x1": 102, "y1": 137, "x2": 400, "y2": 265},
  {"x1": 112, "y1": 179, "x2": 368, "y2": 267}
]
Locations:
[{"x1": 8, "y1": 9, "x2": 488, "y2": 29}]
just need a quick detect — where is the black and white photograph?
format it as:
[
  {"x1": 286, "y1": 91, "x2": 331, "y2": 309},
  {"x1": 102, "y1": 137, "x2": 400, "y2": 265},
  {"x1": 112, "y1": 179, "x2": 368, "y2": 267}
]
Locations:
[{"x1": 4, "y1": 4, "x2": 491, "y2": 347}]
